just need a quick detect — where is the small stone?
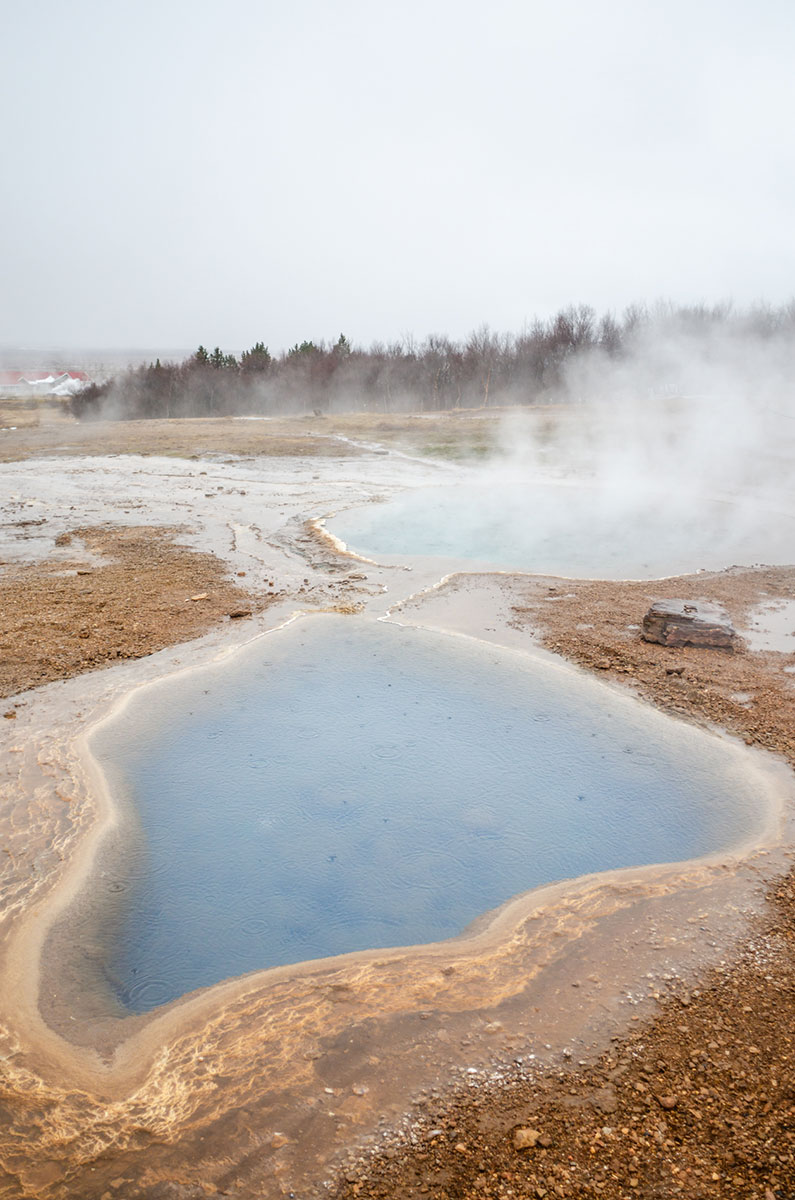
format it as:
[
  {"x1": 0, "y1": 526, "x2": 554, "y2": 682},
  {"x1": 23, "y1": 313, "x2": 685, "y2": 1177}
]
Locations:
[
  {"x1": 657, "y1": 1094, "x2": 678, "y2": 1110},
  {"x1": 190, "y1": 593, "x2": 209, "y2": 601},
  {"x1": 271, "y1": 1132, "x2": 289, "y2": 1148},
  {"x1": 228, "y1": 608, "x2": 253, "y2": 619},
  {"x1": 3, "y1": 711, "x2": 16, "y2": 720},
  {"x1": 513, "y1": 1127, "x2": 543, "y2": 1150},
  {"x1": 454, "y1": 1142, "x2": 467, "y2": 1153}
]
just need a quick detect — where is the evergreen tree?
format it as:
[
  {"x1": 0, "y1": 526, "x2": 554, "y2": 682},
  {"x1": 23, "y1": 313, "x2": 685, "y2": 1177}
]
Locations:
[
  {"x1": 210, "y1": 346, "x2": 238, "y2": 369},
  {"x1": 287, "y1": 340, "x2": 318, "y2": 357},
  {"x1": 241, "y1": 341, "x2": 272, "y2": 373}
]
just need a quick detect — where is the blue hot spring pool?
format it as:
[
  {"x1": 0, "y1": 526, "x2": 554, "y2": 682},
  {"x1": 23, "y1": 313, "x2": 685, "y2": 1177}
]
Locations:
[
  {"x1": 327, "y1": 482, "x2": 795, "y2": 578},
  {"x1": 91, "y1": 617, "x2": 760, "y2": 1012}
]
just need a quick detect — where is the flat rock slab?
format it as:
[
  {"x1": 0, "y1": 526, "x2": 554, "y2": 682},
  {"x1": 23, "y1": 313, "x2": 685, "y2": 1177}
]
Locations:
[{"x1": 642, "y1": 600, "x2": 735, "y2": 649}]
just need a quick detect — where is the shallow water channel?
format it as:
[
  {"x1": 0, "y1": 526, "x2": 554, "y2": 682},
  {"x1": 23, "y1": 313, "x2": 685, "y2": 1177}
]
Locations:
[{"x1": 89, "y1": 616, "x2": 761, "y2": 1013}]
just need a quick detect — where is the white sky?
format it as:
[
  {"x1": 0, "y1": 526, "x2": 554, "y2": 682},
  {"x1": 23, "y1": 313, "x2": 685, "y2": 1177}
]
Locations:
[{"x1": 2, "y1": 0, "x2": 794, "y2": 354}]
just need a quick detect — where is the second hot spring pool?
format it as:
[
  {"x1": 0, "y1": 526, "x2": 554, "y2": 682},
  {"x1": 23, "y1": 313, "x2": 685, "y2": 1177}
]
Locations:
[
  {"x1": 90, "y1": 617, "x2": 762, "y2": 1012},
  {"x1": 327, "y1": 481, "x2": 795, "y2": 578}
]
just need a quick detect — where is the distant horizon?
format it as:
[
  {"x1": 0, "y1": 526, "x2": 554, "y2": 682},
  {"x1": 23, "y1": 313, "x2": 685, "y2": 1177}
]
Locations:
[{"x1": 2, "y1": 293, "x2": 794, "y2": 371}]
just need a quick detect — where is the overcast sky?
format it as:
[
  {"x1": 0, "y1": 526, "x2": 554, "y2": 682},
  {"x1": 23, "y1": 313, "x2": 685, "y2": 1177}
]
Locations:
[{"x1": 3, "y1": 0, "x2": 794, "y2": 355}]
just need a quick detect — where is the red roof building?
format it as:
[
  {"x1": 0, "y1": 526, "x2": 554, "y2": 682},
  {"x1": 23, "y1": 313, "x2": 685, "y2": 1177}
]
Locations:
[{"x1": 0, "y1": 369, "x2": 91, "y2": 395}]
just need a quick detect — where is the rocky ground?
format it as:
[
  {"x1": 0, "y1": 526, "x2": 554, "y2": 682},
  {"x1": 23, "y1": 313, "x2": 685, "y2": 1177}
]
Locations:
[{"x1": 0, "y1": 525, "x2": 267, "y2": 701}]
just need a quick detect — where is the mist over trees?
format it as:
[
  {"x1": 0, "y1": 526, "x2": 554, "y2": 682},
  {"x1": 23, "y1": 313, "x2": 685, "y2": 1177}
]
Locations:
[{"x1": 70, "y1": 302, "x2": 795, "y2": 421}]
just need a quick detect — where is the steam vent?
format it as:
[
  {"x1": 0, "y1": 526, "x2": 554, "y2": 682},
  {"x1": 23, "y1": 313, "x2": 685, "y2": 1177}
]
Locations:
[{"x1": 642, "y1": 599, "x2": 736, "y2": 648}]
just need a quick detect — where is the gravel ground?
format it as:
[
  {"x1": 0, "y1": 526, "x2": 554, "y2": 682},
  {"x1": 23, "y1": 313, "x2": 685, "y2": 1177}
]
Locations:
[{"x1": 0, "y1": 525, "x2": 267, "y2": 701}]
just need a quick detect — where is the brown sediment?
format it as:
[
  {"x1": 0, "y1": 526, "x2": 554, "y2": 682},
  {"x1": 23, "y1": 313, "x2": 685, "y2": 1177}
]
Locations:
[
  {"x1": 0, "y1": 525, "x2": 268, "y2": 699},
  {"x1": 307, "y1": 515, "x2": 380, "y2": 565}
]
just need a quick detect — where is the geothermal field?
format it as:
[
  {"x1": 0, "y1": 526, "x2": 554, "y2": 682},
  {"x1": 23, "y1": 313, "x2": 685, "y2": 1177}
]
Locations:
[{"x1": 0, "y1": 400, "x2": 794, "y2": 1199}]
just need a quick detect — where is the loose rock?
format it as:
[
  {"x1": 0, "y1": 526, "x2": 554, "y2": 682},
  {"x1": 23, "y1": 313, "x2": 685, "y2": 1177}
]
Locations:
[
  {"x1": 513, "y1": 1127, "x2": 543, "y2": 1151},
  {"x1": 642, "y1": 599, "x2": 735, "y2": 648}
]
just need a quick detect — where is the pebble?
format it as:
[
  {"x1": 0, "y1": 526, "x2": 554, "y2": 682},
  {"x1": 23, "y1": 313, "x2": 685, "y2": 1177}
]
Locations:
[{"x1": 513, "y1": 1127, "x2": 543, "y2": 1150}]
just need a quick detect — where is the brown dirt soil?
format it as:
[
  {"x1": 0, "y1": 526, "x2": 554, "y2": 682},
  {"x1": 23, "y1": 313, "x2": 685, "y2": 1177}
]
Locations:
[
  {"x1": 330, "y1": 568, "x2": 795, "y2": 1200},
  {"x1": 0, "y1": 525, "x2": 267, "y2": 701}
]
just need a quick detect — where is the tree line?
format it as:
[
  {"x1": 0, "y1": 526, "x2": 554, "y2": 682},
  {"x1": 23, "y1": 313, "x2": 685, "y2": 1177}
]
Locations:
[{"x1": 69, "y1": 301, "x2": 795, "y2": 420}]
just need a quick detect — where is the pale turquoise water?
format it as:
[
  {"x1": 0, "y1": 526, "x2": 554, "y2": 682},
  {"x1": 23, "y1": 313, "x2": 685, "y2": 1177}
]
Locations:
[
  {"x1": 92, "y1": 617, "x2": 758, "y2": 1012},
  {"x1": 328, "y1": 483, "x2": 794, "y2": 577}
]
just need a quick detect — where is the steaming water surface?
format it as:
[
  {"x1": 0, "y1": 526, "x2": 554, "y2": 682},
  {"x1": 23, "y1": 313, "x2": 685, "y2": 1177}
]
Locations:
[
  {"x1": 328, "y1": 482, "x2": 795, "y2": 577},
  {"x1": 90, "y1": 617, "x2": 761, "y2": 1013}
]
